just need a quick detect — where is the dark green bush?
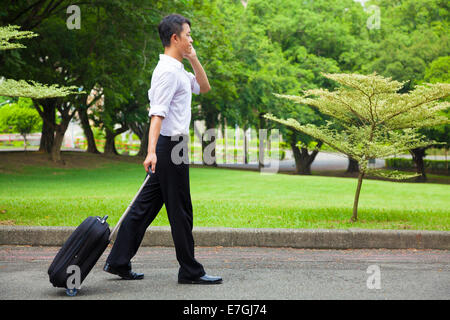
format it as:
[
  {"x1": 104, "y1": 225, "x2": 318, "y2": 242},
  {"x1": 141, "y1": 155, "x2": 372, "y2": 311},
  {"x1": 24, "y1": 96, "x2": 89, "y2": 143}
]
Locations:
[{"x1": 386, "y1": 158, "x2": 448, "y2": 174}]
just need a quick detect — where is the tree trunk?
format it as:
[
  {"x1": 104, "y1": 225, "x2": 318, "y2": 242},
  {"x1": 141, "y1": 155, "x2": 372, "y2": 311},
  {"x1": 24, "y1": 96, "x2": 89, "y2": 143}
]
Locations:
[
  {"x1": 51, "y1": 126, "x2": 66, "y2": 163},
  {"x1": 223, "y1": 118, "x2": 227, "y2": 164},
  {"x1": 77, "y1": 107, "x2": 99, "y2": 154},
  {"x1": 346, "y1": 157, "x2": 359, "y2": 173},
  {"x1": 258, "y1": 113, "x2": 266, "y2": 170},
  {"x1": 136, "y1": 124, "x2": 149, "y2": 157},
  {"x1": 34, "y1": 99, "x2": 74, "y2": 162},
  {"x1": 104, "y1": 126, "x2": 128, "y2": 156},
  {"x1": 291, "y1": 141, "x2": 302, "y2": 173},
  {"x1": 129, "y1": 122, "x2": 149, "y2": 157},
  {"x1": 22, "y1": 134, "x2": 27, "y2": 151},
  {"x1": 50, "y1": 111, "x2": 74, "y2": 163},
  {"x1": 202, "y1": 129, "x2": 217, "y2": 166},
  {"x1": 202, "y1": 117, "x2": 217, "y2": 166},
  {"x1": 290, "y1": 137, "x2": 323, "y2": 175},
  {"x1": 446, "y1": 147, "x2": 448, "y2": 172},
  {"x1": 351, "y1": 171, "x2": 365, "y2": 222},
  {"x1": 243, "y1": 127, "x2": 249, "y2": 165},
  {"x1": 104, "y1": 128, "x2": 119, "y2": 155},
  {"x1": 410, "y1": 147, "x2": 427, "y2": 182},
  {"x1": 258, "y1": 129, "x2": 265, "y2": 170},
  {"x1": 37, "y1": 100, "x2": 55, "y2": 153}
]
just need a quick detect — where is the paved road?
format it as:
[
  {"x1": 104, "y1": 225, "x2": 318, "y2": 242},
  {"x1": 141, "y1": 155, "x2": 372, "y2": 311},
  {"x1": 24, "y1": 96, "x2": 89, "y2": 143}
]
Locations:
[
  {"x1": 213, "y1": 152, "x2": 385, "y2": 172},
  {"x1": 0, "y1": 245, "x2": 449, "y2": 300}
]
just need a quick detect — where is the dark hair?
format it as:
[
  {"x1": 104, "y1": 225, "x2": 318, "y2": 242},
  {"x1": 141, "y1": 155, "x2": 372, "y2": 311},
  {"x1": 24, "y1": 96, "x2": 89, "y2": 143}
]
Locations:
[{"x1": 158, "y1": 14, "x2": 191, "y2": 48}]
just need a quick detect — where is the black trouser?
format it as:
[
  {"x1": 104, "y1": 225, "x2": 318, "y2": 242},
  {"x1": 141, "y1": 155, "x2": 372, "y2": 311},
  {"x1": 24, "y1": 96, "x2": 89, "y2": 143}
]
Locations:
[{"x1": 106, "y1": 134, "x2": 205, "y2": 280}]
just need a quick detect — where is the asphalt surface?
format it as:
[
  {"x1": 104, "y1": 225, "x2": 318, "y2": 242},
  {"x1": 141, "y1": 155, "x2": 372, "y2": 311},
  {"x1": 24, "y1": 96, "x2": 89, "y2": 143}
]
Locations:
[
  {"x1": 0, "y1": 245, "x2": 449, "y2": 300},
  {"x1": 213, "y1": 152, "x2": 385, "y2": 172}
]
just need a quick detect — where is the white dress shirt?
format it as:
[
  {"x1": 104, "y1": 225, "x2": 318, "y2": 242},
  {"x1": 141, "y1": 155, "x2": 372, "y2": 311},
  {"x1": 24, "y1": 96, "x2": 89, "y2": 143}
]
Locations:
[{"x1": 148, "y1": 54, "x2": 200, "y2": 136}]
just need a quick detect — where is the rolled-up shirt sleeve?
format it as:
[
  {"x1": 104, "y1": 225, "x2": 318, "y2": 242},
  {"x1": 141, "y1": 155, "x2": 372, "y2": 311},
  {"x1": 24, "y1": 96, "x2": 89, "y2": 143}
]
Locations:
[
  {"x1": 148, "y1": 71, "x2": 178, "y2": 118},
  {"x1": 187, "y1": 71, "x2": 201, "y2": 95}
]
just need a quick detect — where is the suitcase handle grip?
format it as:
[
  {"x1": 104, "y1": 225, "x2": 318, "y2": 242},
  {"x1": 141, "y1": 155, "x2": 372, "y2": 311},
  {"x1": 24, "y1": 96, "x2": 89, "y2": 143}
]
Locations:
[{"x1": 109, "y1": 171, "x2": 152, "y2": 241}]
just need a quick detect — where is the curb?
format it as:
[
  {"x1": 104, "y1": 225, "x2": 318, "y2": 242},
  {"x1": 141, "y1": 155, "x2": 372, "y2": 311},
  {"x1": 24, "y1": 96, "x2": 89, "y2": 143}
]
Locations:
[{"x1": 0, "y1": 226, "x2": 449, "y2": 250}]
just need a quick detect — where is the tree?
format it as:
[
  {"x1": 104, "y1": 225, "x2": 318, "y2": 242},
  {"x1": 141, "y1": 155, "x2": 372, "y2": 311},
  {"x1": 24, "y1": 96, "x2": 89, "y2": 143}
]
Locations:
[
  {"x1": 408, "y1": 55, "x2": 450, "y2": 180},
  {"x1": 364, "y1": 0, "x2": 449, "y2": 90},
  {"x1": 0, "y1": 25, "x2": 78, "y2": 98},
  {"x1": 1, "y1": 1, "x2": 164, "y2": 160},
  {"x1": 0, "y1": 24, "x2": 80, "y2": 160},
  {"x1": 2, "y1": 105, "x2": 41, "y2": 150},
  {"x1": 0, "y1": 25, "x2": 78, "y2": 149},
  {"x1": 358, "y1": 0, "x2": 450, "y2": 177},
  {"x1": 265, "y1": 72, "x2": 450, "y2": 222},
  {"x1": 236, "y1": 0, "x2": 377, "y2": 174},
  {"x1": 185, "y1": 0, "x2": 242, "y2": 165}
]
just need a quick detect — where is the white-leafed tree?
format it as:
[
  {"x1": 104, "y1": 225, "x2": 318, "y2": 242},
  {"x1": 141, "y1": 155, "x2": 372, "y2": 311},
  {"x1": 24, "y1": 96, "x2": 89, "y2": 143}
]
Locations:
[
  {"x1": 0, "y1": 25, "x2": 78, "y2": 99},
  {"x1": 265, "y1": 72, "x2": 450, "y2": 221},
  {"x1": 0, "y1": 25, "x2": 80, "y2": 161}
]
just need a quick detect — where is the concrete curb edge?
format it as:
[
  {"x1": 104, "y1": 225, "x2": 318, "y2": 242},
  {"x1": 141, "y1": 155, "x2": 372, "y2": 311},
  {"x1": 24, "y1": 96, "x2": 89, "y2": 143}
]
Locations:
[{"x1": 0, "y1": 226, "x2": 449, "y2": 250}]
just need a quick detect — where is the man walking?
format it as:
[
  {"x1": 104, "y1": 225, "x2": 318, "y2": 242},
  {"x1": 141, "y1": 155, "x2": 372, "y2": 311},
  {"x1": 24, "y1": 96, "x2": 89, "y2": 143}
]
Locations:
[{"x1": 103, "y1": 14, "x2": 222, "y2": 285}]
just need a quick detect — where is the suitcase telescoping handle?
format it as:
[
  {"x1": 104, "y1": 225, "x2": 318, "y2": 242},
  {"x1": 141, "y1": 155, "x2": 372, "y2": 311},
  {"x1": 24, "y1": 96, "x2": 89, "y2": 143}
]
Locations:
[{"x1": 109, "y1": 171, "x2": 152, "y2": 241}]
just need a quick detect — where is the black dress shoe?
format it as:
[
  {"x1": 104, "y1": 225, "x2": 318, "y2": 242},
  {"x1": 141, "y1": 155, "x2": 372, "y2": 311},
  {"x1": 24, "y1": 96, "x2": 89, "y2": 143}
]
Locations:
[
  {"x1": 103, "y1": 263, "x2": 144, "y2": 280},
  {"x1": 178, "y1": 274, "x2": 223, "y2": 285}
]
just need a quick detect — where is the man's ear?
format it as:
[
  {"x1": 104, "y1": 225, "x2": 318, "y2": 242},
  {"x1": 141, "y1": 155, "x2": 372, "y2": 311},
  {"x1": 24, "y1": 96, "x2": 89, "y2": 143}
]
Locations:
[{"x1": 170, "y1": 33, "x2": 178, "y2": 45}]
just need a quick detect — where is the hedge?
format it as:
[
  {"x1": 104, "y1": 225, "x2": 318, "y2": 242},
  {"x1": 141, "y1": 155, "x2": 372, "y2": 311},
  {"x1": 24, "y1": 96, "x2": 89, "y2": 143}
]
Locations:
[{"x1": 385, "y1": 157, "x2": 449, "y2": 174}]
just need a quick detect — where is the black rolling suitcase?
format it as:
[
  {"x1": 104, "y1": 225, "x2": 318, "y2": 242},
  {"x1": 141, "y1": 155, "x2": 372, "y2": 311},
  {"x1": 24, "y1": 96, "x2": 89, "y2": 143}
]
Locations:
[{"x1": 48, "y1": 173, "x2": 151, "y2": 296}]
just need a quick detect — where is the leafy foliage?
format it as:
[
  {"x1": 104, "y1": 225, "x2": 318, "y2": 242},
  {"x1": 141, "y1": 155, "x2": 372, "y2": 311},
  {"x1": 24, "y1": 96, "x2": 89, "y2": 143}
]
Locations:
[
  {"x1": 266, "y1": 72, "x2": 450, "y2": 176},
  {"x1": 266, "y1": 72, "x2": 450, "y2": 220},
  {"x1": 0, "y1": 25, "x2": 37, "y2": 51},
  {"x1": 0, "y1": 25, "x2": 79, "y2": 99}
]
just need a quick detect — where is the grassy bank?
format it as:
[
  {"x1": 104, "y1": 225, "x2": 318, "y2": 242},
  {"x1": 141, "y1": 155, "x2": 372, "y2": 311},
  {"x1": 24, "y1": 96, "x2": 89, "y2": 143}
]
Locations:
[{"x1": 0, "y1": 152, "x2": 449, "y2": 230}]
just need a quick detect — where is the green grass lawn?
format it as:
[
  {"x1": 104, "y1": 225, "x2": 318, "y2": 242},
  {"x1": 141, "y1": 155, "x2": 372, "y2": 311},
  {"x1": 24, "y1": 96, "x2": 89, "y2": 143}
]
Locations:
[{"x1": 0, "y1": 160, "x2": 449, "y2": 230}]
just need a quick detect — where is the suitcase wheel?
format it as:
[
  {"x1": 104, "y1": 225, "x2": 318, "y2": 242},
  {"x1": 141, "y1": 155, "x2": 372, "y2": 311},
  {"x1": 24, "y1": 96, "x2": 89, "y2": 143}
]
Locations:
[{"x1": 66, "y1": 288, "x2": 78, "y2": 296}]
